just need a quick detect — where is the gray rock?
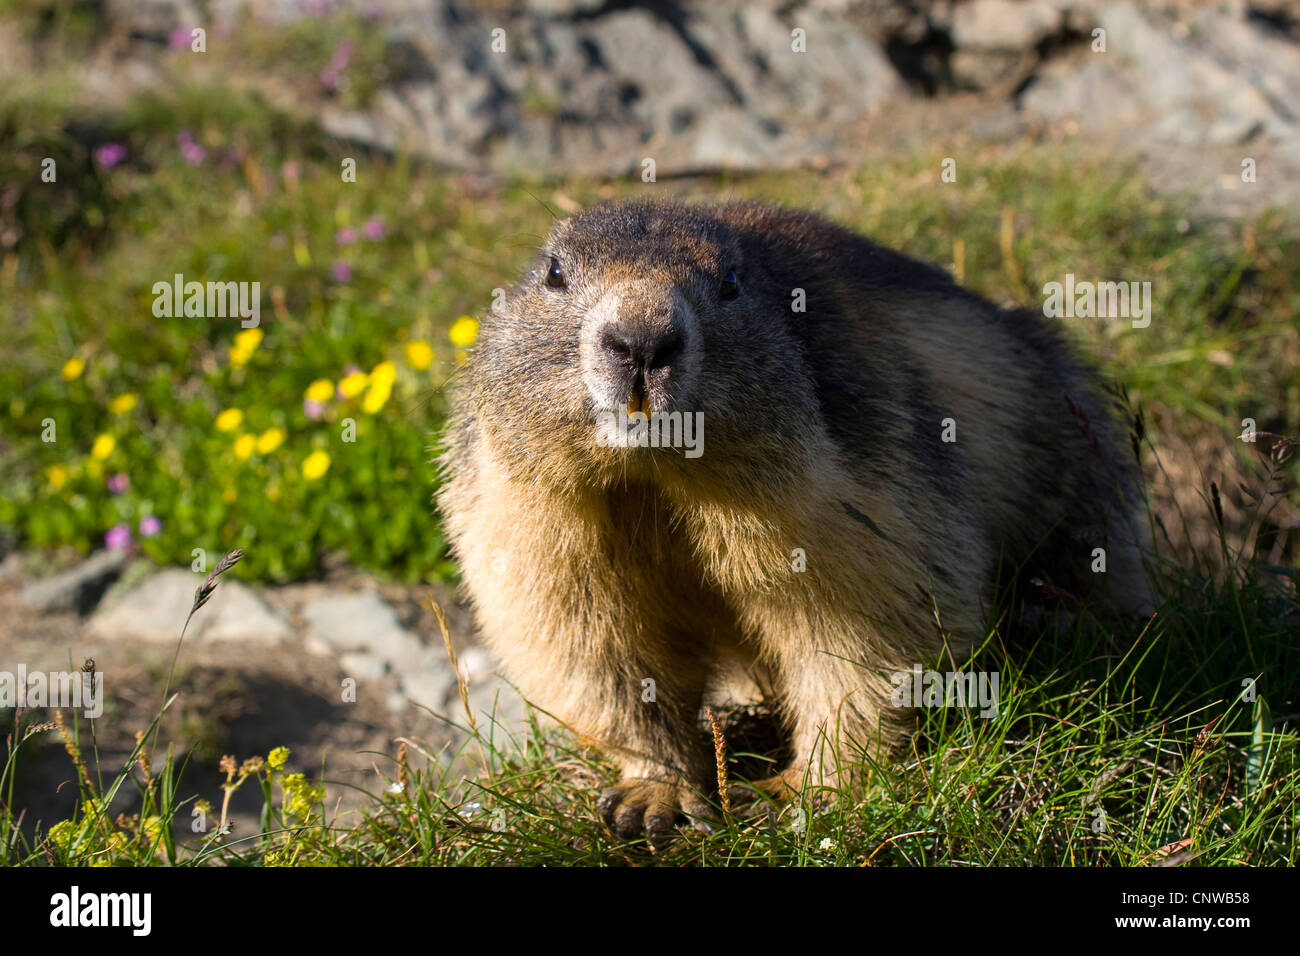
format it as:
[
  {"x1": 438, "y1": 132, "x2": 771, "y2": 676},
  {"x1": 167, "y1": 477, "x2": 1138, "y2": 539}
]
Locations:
[
  {"x1": 88, "y1": 568, "x2": 288, "y2": 644},
  {"x1": 397, "y1": 661, "x2": 458, "y2": 713},
  {"x1": 456, "y1": 645, "x2": 496, "y2": 684},
  {"x1": 301, "y1": 590, "x2": 426, "y2": 668},
  {"x1": 318, "y1": 0, "x2": 905, "y2": 176},
  {"x1": 467, "y1": 674, "x2": 528, "y2": 735},
  {"x1": 340, "y1": 650, "x2": 388, "y2": 681},
  {"x1": 21, "y1": 549, "x2": 129, "y2": 614},
  {"x1": 1021, "y1": 2, "x2": 1300, "y2": 148},
  {"x1": 0, "y1": 551, "x2": 27, "y2": 583},
  {"x1": 302, "y1": 590, "x2": 464, "y2": 712},
  {"x1": 203, "y1": 582, "x2": 291, "y2": 643},
  {"x1": 948, "y1": 0, "x2": 1063, "y2": 51}
]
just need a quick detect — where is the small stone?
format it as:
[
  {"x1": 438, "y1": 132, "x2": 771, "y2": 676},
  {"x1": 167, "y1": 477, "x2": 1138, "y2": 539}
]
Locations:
[
  {"x1": 340, "y1": 651, "x2": 387, "y2": 681},
  {"x1": 203, "y1": 583, "x2": 290, "y2": 644},
  {"x1": 22, "y1": 549, "x2": 129, "y2": 614},
  {"x1": 467, "y1": 675, "x2": 528, "y2": 734},
  {"x1": 88, "y1": 568, "x2": 287, "y2": 643},
  {"x1": 457, "y1": 645, "x2": 496, "y2": 683},
  {"x1": 88, "y1": 569, "x2": 202, "y2": 642},
  {"x1": 400, "y1": 666, "x2": 457, "y2": 711},
  {"x1": 949, "y1": 0, "x2": 1062, "y2": 51}
]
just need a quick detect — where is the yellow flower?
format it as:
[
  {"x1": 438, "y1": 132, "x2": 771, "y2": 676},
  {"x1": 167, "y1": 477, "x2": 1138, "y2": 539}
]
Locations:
[
  {"x1": 362, "y1": 377, "x2": 392, "y2": 414},
  {"x1": 361, "y1": 362, "x2": 397, "y2": 414},
  {"x1": 215, "y1": 408, "x2": 243, "y2": 432},
  {"x1": 222, "y1": 488, "x2": 236, "y2": 503},
  {"x1": 404, "y1": 340, "x2": 434, "y2": 371},
  {"x1": 266, "y1": 747, "x2": 290, "y2": 770},
  {"x1": 229, "y1": 329, "x2": 263, "y2": 369},
  {"x1": 449, "y1": 316, "x2": 479, "y2": 348},
  {"x1": 338, "y1": 372, "x2": 367, "y2": 399},
  {"x1": 233, "y1": 328, "x2": 263, "y2": 353},
  {"x1": 304, "y1": 379, "x2": 334, "y2": 403},
  {"x1": 47, "y1": 820, "x2": 78, "y2": 852},
  {"x1": 61, "y1": 357, "x2": 86, "y2": 381},
  {"x1": 45, "y1": 464, "x2": 69, "y2": 489},
  {"x1": 282, "y1": 772, "x2": 324, "y2": 820},
  {"x1": 108, "y1": 392, "x2": 138, "y2": 415},
  {"x1": 256, "y1": 428, "x2": 285, "y2": 454},
  {"x1": 301, "y1": 450, "x2": 330, "y2": 480},
  {"x1": 90, "y1": 434, "x2": 115, "y2": 460},
  {"x1": 233, "y1": 434, "x2": 256, "y2": 460}
]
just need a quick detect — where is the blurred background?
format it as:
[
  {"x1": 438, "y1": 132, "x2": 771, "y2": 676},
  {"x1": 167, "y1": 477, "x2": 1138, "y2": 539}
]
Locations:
[{"x1": 0, "y1": 0, "x2": 1297, "y2": 844}]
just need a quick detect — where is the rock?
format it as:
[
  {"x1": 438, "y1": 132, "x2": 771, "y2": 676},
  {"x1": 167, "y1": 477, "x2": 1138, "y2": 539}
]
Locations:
[
  {"x1": 1020, "y1": 2, "x2": 1300, "y2": 148},
  {"x1": 947, "y1": 0, "x2": 1063, "y2": 51},
  {"x1": 301, "y1": 590, "x2": 422, "y2": 665},
  {"x1": 21, "y1": 550, "x2": 129, "y2": 614},
  {"x1": 456, "y1": 645, "x2": 496, "y2": 684},
  {"x1": 340, "y1": 651, "x2": 387, "y2": 681},
  {"x1": 87, "y1": 568, "x2": 288, "y2": 644},
  {"x1": 466, "y1": 674, "x2": 528, "y2": 734},
  {"x1": 0, "y1": 551, "x2": 26, "y2": 583},
  {"x1": 320, "y1": 0, "x2": 904, "y2": 177},
  {"x1": 397, "y1": 660, "x2": 458, "y2": 713},
  {"x1": 203, "y1": 583, "x2": 291, "y2": 643}
]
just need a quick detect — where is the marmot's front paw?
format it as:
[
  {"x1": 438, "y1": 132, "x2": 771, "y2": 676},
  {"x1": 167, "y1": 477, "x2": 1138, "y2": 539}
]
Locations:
[{"x1": 598, "y1": 778, "x2": 715, "y2": 842}]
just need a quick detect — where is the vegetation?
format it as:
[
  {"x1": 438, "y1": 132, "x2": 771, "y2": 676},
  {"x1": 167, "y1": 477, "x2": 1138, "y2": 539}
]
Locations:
[{"x1": 1, "y1": 12, "x2": 1296, "y2": 865}]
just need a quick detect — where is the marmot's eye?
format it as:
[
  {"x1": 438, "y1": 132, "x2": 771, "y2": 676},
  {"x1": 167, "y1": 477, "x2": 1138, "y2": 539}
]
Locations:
[
  {"x1": 719, "y1": 270, "x2": 740, "y2": 300},
  {"x1": 545, "y1": 258, "x2": 567, "y2": 290}
]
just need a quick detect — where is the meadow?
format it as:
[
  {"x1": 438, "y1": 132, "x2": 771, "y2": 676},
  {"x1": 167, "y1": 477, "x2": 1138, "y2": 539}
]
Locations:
[{"x1": 1, "y1": 19, "x2": 1297, "y2": 864}]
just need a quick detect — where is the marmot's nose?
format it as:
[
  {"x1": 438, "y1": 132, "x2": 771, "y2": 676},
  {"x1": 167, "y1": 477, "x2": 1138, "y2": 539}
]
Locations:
[{"x1": 599, "y1": 323, "x2": 685, "y2": 372}]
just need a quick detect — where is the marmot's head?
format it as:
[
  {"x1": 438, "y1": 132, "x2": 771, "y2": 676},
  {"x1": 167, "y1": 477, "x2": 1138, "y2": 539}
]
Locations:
[{"x1": 463, "y1": 200, "x2": 823, "y2": 490}]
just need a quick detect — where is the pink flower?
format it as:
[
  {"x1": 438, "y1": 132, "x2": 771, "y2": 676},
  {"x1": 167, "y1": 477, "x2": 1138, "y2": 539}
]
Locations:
[
  {"x1": 177, "y1": 131, "x2": 204, "y2": 166},
  {"x1": 139, "y1": 515, "x2": 162, "y2": 537},
  {"x1": 105, "y1": 523, "x2": 132, "y2": 550},
  {"x1": 362, "y1": 217, "x2": 385, "y2": 240},
  {"x1": 329, "y1": 40, "x2": 353, "y2": 71},
  {"x1": 331, "y1": 261, "x2": 352, "y2": 283},
  {"x1": 304, "y1": 398, "x2": 326, "y2": 420},
  {"x1": 169, "y1": 27, "x2": 192, "y2": 50},
  {"x1": 107, "y1": 473, "x2": 129, "y2": 494},
  {"x1": 95, "y1": 143, "x2": 127, "y2": 168},
  {"x1": 320, "y1": 67, "x2": 339, "y2": 91},
  {"x1": 335, "y1": 227, "x2": 358, "y2": 245}
]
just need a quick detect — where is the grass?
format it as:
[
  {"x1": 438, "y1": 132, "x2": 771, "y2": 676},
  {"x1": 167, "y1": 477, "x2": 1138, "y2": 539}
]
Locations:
[
  {"x1": 0, "y1": 8, "x2": 1297, "y2": 865},
  {"x1": 3, "y1": 488, "x2": 1297, "y2": 865},
  {"x1": 3, "y1": 70, "x2": 1299, "y2": 581}
]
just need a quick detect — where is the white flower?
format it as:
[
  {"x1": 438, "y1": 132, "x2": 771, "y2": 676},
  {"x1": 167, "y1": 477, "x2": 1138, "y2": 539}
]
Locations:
[
  {"x1": 386, "y1": 781, "x2": 405, "y2": 795},
  {"x1": 819, "y1": 837, "x2": 836, "y2": 851}
]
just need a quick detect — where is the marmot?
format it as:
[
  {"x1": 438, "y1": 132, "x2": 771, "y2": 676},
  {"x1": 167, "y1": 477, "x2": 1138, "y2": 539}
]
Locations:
[{"x1": 438, "y1": 199, "x2": 1151, "y2": 840}]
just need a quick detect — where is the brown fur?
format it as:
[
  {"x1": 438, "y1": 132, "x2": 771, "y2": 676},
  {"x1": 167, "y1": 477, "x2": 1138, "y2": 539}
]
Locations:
[{"x1": 437, "y1": 199, "x2": 1151, "y2": 840}]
